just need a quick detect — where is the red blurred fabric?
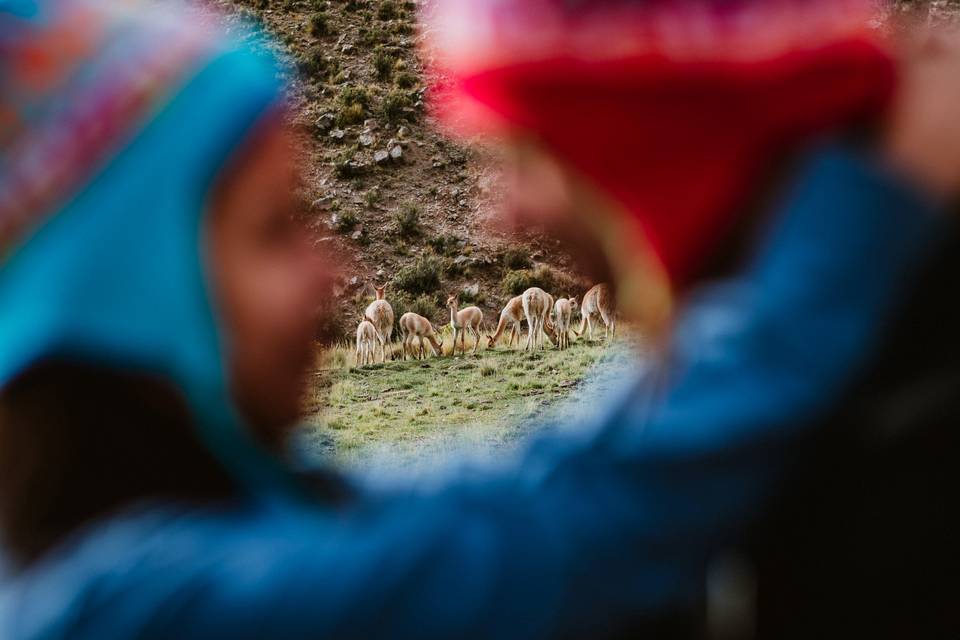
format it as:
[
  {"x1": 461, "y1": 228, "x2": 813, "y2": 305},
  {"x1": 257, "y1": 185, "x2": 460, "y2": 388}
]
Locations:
[{"x1": 428, "y1": 7, "x2": 895, "y2": 286}]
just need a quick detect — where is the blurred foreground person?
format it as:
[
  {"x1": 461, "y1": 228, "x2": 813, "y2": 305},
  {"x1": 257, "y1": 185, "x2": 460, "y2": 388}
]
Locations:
[{"x1": 0, "y1": 0, "x2": 958, "y2": 638}]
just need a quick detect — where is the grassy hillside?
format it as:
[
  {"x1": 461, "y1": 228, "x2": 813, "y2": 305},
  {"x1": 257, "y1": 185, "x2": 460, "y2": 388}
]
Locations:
[{"x1": 299, "y1": 332, "x2": 642, "y2": 473}]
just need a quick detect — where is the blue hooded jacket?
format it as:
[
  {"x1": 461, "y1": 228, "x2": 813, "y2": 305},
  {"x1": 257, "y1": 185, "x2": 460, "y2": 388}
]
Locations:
[{"x1": 0, "y1": 0, "x2": 944, "y2": 637}]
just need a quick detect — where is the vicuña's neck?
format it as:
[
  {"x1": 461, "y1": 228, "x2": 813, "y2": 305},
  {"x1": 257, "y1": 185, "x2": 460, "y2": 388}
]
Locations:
[{"x1": 490, "y1": 315, "x2": 507, "y2": 341}]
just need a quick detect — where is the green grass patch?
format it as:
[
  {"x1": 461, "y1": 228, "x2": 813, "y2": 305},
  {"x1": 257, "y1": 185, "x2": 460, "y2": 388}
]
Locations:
[{"x1": 302, "y1": 337, "x2": 616, "y2": 470}]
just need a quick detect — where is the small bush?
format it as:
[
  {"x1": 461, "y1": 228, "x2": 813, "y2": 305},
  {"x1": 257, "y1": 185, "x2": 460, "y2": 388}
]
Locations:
[
  {"x1": 299, "y1": 46, "x2": 331, "y2": 78},
  {"x1": 373, "y1": 48, "x2": 394, "y2": 80},
  {"x1": 393, "y1": 256, "x2": 442, "y2": 295},
  {"x1": 393, "y1": 293, "x2": 440, "y2": 331},
  {"x1": 394, "y1": 203, "x2": 420, "y2": 238},
  {"x1": 480, "y1": 365, "x2": 496, "y2": 377},
  {"x1": 339, "y1": 85, "x2": 371, "y2": 109},
  {"x1": 309, "y1": 12, "x2": 329, "y2": 36},
  {"x1": 363, "y1": 188, "x2": 380, "y2": 208},
  {"x1": 381, "y1": 89, "x2": 412, "y2": 122},
  {"x1": 395, "y1": 71, "x2": 417, "y2": 89},
  {"x1": 427, "y1": 234, "x2": 459, "y2": 257},
  {"x1": 377, "y1": 0, "x2": 397, "y2": 20},
  {"x1": 500, "y1": 247, "x2": 532, "y2": 270},
  {"x1": 333, "y1": 210, "x2": 358, "y2": 233},
  {"x1": 444, "y1": 259, "x2": 466, "y2": 278},
  {"x1": 391, "y1": 21, "x2": 414, "y2": 36},
  {"x1": 337, "y1": 103, "x2": 365, "y2": 127},
  {"x1": 501, "y1": 267, "x2": 548, "y2": 296}
]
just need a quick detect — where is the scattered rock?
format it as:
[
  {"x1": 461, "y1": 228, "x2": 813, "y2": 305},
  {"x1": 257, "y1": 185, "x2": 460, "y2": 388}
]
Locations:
[
  {"x1": 397, "y1": 125, "x2": 409, "y2": 138},
  {"x1": 351, "y1": 228, "x2": 363, "y2": 241},
  {"x1": 311, "y1": 196, "x2": 332, "y2": 210},
  {"x1": 329, "y1": 128, "x2": 346, "y2": 140},
  {"x1": 458, "y1": 199, "x2": 467, "y2": 207},
  {"x1": 376, "y1": 268, "x2": 385, "y2": 277},
  {"x1": 462, "y1": 282, "x2": 480, "y2": 298},
  {"x1": 363, "y1": 119, "x2": 380, "y2": 131},
  {"x1": 359, "y1": 133, "x2": 375, "y2": 147},
  {"x1": 389, "y1": 145, "x2": 403, "y2": 162},
  {"x1": 341, "y1": 44, "x2": 354, "y2": 54},
  {"x1": 349, "y1": 276, "x2": 359, "y2": 286},
  {"x1": 453, "y1": 255, "x2": 471, "y2": 265},
  {"x1": 374, "y1": 149, "x2": 390, "y2": 165},
  {"x1": 315, "y1": 113, "x2": 335, "y2": 132}
]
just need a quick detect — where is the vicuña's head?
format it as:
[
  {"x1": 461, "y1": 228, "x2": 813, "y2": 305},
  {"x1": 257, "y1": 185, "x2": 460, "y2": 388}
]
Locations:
[
  {"x1": 570, "y1": 296, "x2": 579, "y2": 311},
  {"x1": 446, "y1": 294, "x2": 458, "y2": 309},
  {"x1": 486, "y1": 334, "x2": 497, "y2": 348},
  {"x1": 374, "y1": 285, "x2": 386, "y2": 300}
]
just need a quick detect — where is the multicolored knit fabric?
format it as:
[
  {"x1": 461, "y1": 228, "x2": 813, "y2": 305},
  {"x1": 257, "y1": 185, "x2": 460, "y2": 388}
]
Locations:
[
  {"x1": 0, "y1": 0, "x2": 218, "y2": 255},
  {"x1": 0, "y1": 0, "x2": 302, "y2": 500}
]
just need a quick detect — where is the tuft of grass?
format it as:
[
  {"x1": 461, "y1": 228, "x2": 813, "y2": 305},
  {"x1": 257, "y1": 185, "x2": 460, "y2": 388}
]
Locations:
[
  {"x1": 501, "y1": 265, "x2": 576, "y2": 296},
  {"x1": 336, "y1": 85, "x2": 370, "y2": 126},
  {"x1": 381, "y1": 88, "x2": 412, "y2": 122},
  {"x1": 394, "y1": 71, "x2": 417, "y2": 89},
  {"x1": 394, "y1": 202, "x2": 420, "y2": 238},
  {"x1": 427, "y1": 233, "x2": 459, "y2": 257},
  {"x1": 500, "y1": 247, "x2": 532, "y2": 270},
  {"x1": 309, "y1": 11, "x2": 330, "y2": 36},
  {"x1": 333, "y1": 210, "x2": 358, "y2": 233},
  {"x1": 393, "y1": 256, "x2": 442, "y2": 295},
  {"x1": 373, "y1": 48, "x2": 395, "y2": 80},
  {"x1": 377, "y1": 0, "x2": 397, "y2": 20},
  {"x1": 300, "y1": 46, "x2": 335, "y2": 79}
]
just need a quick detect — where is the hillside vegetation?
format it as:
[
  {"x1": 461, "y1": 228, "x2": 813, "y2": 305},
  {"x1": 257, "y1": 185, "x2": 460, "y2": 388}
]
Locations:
[{"x1": 213, "y1": 0, "x2": 588, "y2": 341}]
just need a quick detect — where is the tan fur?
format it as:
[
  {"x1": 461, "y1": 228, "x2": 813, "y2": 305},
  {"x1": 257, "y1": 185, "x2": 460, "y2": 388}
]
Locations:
[
  {"x1": 521, "y1": 287, "x2": 551, "y2": 352},
  {"x1": 487, "y1": 295, "x2": 524, "y2": 349},
  {"x1": 446, "y1": 295, "x2": 484, "y2": 355},
  {"x1": 355, "y1": 319, "x2": 378, "y2": 367},
  {"x1": 399, "y1": 312, "x2": 442, "y2": 360},
  {"x1": 364, "y1": 284, "x2": 394, "y2": 363},
  {"x1": 577, "y1": 283, "x2": 616, "y2": 340},
  {"x1": 553, "y1": 296, "x2": 579, "y2": 350}
]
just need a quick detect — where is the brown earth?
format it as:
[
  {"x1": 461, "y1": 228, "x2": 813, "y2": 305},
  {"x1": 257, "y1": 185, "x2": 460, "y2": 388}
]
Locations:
[{"x1": 205, "y1": 0, "x2": 590, "y2": 341}]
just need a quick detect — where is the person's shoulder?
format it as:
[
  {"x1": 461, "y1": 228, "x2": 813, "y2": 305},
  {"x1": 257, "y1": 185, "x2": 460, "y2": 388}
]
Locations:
[{"x1": 0, "y1": 499, "x2": 323, "y2": 638}]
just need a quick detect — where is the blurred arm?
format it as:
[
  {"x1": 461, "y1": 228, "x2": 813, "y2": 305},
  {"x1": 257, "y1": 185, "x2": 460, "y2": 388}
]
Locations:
[{"x1": 118, "y1": 146, "x2": 943, "y2": 638}]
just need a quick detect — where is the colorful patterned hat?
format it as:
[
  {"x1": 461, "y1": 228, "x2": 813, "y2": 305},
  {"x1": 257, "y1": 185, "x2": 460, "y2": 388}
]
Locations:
[{"x1": 0, "y1": 0, "x2": 303, "y2": 499}]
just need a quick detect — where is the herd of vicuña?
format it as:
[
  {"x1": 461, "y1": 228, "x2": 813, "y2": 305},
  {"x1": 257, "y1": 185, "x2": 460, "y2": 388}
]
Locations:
[{"x1": 355, "y1": 283, "x2": 617, "y2": 365}]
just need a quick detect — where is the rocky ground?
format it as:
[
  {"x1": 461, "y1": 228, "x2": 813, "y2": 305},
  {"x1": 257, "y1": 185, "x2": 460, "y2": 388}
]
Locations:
[{"x1": 205, "y1": 0, "x2": 589, "y2": 341}]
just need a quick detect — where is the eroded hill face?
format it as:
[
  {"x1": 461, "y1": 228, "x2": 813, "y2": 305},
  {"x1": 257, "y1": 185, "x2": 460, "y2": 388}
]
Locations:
[{"x1": 209, "y1": 0, "x2": 589, "y2": 341}]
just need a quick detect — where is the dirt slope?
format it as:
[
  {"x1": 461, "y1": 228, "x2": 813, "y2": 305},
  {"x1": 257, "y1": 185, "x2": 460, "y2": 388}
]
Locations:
[{"x1": 208, "y1": 0, "x2": 587, "y2": 340}]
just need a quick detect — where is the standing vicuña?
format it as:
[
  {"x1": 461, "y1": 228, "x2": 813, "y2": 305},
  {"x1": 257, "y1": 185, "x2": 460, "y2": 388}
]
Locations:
[
  {"x1": 364, "y1": 284, "x2": 394, "y2": 363},
  {"x1": 578, "y1": 283, "x2": 616, "y2": 340},
  {"x1": 521, "y1": 287, "x2": 551, "y2": 352},
  {"x1": 399, "y1": 312, "x2": 442, "y2": 360},
  {"x1": 446, "y1": 295, "x2": 483, "y2": 356},
  {"x1": 553, "y1": 296, "x2": 578, "y2": 350},
  {"x1": 355, "y1": 317, "x2": 378, "y2": 367},
  {"x1": 487, "y1": 295, "x2": 524, "y2": 349}
]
